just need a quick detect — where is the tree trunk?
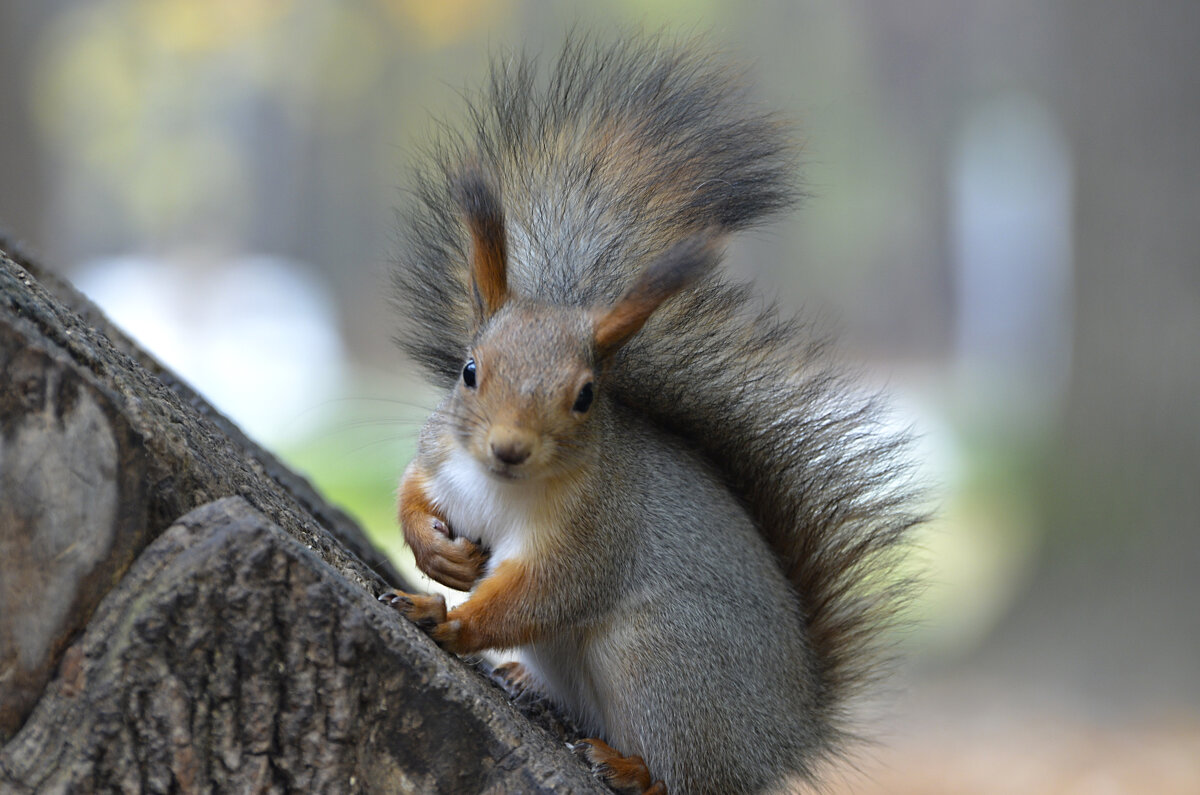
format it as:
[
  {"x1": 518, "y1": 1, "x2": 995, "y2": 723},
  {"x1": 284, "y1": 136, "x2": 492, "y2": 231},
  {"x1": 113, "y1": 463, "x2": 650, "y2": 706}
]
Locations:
[{"x1": 0, "y1": 240, "x2": 603, "y2": 793}]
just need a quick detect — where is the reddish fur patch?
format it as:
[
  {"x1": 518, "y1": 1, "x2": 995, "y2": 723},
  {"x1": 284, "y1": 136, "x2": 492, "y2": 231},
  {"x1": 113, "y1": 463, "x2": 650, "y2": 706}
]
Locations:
[
  {"x1": 594, "y1": 236, "x2": 717, "y2": 358},
  {"x1": 398, "y1": 464, "x2": 438, "y2": 534},
  {"x1": 442, "y1": 559, "x2": 542, "y2": 654},
  {"x1": 594, "y1": 297, "x2": 660, "y2": 358},
  {"x1": 469, "y1": 217, "x2": 508, "y2": 317},
  {"x1": 398, "y1": 464, "x2": 447, "y2": 571}
]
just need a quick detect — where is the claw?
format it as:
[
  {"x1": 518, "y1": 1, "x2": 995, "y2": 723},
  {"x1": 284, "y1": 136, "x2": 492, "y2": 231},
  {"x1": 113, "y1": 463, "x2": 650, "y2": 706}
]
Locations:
[{"x1": 378, "y1": 592, "x2": 412, "y2": 609}]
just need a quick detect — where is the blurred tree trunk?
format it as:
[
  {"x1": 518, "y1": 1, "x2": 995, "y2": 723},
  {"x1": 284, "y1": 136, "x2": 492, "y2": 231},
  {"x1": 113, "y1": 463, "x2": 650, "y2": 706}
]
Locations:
[{"x1": 0, "y1": 242, "x2": 603, "y2": 793}]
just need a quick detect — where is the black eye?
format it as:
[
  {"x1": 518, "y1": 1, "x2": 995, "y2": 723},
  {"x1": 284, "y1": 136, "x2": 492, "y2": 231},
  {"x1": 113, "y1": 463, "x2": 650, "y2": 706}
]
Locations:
[
  {"x1": 462, "y1": 358, "x2": 477, "y2": 388},
  {"x1": 572, "y1": 382, "x2": 594, "y2": 413}
]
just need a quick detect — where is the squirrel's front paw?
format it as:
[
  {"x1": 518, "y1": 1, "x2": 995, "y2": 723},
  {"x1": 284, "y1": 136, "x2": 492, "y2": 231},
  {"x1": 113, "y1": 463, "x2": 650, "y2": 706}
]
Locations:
[
  {"x1": 378, "y1": 593, "x2": 474, "y2": 655},
  {"x1": 378, "y1": 590, "x2": 447, "y2": 628},
  {"x1": 409, "y1": 517, "x2": 489, "y2": 591}
]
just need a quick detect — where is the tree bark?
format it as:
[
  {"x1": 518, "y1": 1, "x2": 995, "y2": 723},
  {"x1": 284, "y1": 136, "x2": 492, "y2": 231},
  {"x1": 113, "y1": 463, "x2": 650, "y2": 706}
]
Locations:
[{"x1": 0, "y1": 241, "x2": 603, "y2": 793}]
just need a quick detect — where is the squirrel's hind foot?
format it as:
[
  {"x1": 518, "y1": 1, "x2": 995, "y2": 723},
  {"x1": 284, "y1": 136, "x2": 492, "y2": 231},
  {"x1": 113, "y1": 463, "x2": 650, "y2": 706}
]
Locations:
[
  {"x1": 491, "y1": 660, "x2": 538, "y2": 701},
  {"x1": 571, "y1": 737, "x2": 666, "y2": 795}
]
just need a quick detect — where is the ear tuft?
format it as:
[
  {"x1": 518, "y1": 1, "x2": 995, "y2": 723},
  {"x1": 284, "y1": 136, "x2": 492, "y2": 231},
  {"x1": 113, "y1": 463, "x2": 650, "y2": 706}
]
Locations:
[
  {"x1": 594, "y1": 234, "x2": 721, "y2": 359},
  {"x1": 453, "y1": 166, "x2": 508, "y2": 321}
]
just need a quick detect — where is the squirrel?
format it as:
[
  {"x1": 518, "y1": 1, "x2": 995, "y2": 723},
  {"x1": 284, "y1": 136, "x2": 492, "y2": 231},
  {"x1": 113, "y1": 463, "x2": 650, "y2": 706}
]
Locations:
[{"x1": 379, "y1": 36, "x2": 923, "y2": 795}]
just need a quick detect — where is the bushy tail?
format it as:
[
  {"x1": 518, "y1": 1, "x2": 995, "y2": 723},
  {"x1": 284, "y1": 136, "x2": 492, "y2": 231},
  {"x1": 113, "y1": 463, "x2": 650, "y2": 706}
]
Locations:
[
  {"x1": 615, "y1": 283, "x2": 924, "y2": 750},
  {"x1": 392, "y1": 34, "x2": 922, "y2": 756}
]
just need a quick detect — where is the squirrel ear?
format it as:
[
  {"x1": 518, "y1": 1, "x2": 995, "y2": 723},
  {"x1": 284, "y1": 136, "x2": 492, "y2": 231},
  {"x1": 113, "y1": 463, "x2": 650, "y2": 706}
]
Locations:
[
  {"x1": 593, "y1": 235, "x2": 720, "y2": 359},
  {"x1": 453, "y1": 167, "x2": 509, "y2": 321}
]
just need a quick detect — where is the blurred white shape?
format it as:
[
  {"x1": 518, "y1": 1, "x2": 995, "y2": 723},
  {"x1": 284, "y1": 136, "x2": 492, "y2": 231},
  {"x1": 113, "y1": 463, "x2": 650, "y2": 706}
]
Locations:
[
  {"x1": 952, "y1": 94, "x2": 1074, "y2": 416},
  {"x1": 73, "y1": 252, "x2": 345, "y2": 445}
]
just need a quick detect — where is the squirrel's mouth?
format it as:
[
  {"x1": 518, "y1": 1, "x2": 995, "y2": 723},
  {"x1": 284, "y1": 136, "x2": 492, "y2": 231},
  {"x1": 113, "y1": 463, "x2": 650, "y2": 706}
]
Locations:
[{"x1": 485, "y1": 463, "x2": 529, "y2": 482}]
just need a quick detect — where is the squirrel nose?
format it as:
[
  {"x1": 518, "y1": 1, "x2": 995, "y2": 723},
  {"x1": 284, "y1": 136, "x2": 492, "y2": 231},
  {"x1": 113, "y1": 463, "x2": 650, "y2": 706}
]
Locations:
[{"x1": 489, "y1": 428, "x2": 536, "y2": 465}]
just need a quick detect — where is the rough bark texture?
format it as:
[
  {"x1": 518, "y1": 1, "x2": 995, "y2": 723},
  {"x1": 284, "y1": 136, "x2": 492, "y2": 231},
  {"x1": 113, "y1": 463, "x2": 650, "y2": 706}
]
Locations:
[
  {"x1": 0, "y1": 241, "x2": 604, "y2": 793},
  {"x1": 1, "y1": 497, "x2": 600, "y2": 793}
]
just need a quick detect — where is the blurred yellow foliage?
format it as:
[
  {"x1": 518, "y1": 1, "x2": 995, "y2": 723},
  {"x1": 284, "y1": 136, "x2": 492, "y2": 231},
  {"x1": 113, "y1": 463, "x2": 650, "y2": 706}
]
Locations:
[
  {"x1": 32, "y1": 7, "x2": 138, "y2": 165},
  {"x1": 137, "y1": 0, "x2": 288, "y2": 54},
  {"x1": 382, "y1": 0, "x2": 511, "y2": 49},
  {"x1": 29, "y1": 0, "x2": 402, "y2": 235}
]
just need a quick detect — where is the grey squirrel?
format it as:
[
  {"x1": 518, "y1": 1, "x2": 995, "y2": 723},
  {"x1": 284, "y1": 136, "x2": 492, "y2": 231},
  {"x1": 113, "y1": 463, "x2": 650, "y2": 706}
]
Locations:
[{"x1": 380, "y1": 36, "x2": 923, "y2": 795}]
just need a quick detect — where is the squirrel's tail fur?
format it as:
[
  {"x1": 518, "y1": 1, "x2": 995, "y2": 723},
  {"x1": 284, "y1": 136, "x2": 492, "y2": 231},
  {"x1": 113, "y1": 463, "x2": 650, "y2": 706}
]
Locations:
[{"x1": 393, "y1": 34, "x2": 922, "y2": 755}]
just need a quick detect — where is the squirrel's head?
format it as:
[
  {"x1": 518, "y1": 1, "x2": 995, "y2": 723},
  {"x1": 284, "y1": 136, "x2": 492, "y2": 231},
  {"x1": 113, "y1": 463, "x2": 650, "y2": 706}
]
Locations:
[{"x1": 448, "y1": 168, "x2": 718, "y2": 482}]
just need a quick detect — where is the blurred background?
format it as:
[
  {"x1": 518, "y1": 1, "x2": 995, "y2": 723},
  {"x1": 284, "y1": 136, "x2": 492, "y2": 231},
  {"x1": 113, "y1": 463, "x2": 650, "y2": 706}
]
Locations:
[{"x1": 1, "y1": 1, "x2": 1197, "y2": 791}]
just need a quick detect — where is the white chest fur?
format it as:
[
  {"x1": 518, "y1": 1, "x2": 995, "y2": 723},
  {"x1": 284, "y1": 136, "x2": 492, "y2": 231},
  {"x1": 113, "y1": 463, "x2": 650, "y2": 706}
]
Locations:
[
  {"x1": 428, "y1": 446, "x2": 547, "y2": 571},
  {"x1": 427, "y1": 447, "x2": 601, "y2": 731}
]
